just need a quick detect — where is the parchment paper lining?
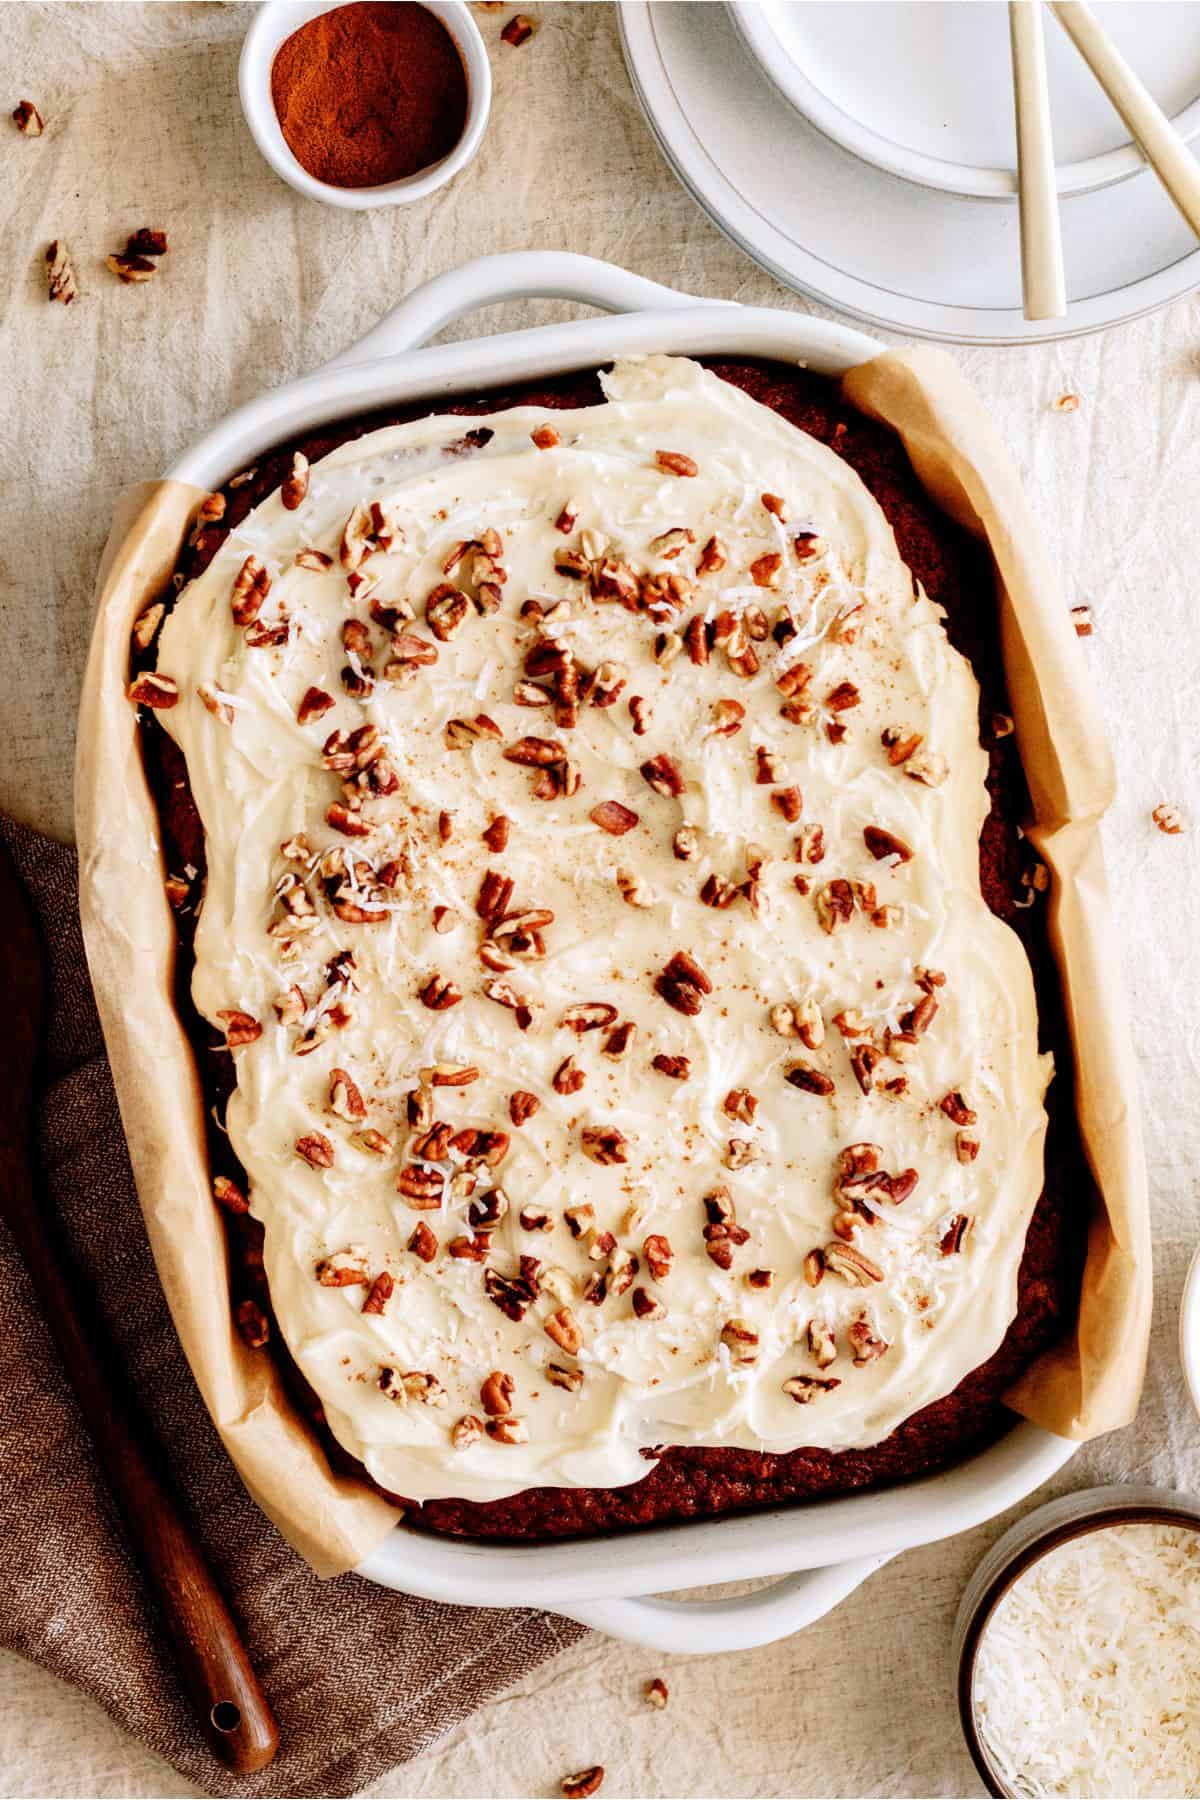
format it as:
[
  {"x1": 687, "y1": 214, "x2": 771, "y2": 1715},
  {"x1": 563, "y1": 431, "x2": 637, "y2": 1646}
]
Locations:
[{"x1": 74, "y1": 347, "x2": 1151, "y2": 1578}]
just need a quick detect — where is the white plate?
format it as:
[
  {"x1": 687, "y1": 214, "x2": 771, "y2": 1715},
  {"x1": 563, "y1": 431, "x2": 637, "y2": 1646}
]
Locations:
[
  {"x1": 727, "y1": 0, "x2": 1200, "y2": 200},
  {"x1": 619, "y1": 0, "x2": 1200, "y2": 344}
]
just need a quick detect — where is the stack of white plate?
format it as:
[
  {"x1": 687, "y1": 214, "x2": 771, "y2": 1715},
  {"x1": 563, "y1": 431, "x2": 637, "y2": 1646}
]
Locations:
[{"x1": 619, "y1": 0, "x2": 1200, "y2": 342}]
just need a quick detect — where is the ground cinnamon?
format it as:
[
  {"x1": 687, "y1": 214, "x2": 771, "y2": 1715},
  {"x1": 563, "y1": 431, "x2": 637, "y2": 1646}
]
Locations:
[{"x1": 271, "y1": 2, "x2": 469, "y2": 189}]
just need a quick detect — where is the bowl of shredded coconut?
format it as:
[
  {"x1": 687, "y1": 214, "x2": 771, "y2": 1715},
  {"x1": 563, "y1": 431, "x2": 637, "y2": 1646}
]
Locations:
[{"x1": 956, "y1": 1486, "x2": 1200, "y2": 1798}]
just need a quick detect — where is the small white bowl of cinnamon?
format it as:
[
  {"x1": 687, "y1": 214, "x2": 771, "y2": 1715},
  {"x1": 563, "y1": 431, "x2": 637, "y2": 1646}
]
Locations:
[{"x1": 239, "y1": 1, "x2": 492, "y2": 210}]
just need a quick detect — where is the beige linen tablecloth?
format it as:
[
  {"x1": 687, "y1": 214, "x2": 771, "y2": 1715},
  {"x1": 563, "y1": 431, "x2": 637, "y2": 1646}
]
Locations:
[{"x1": 3, "y1": 3, "x2": 1199, "y2": 1795}]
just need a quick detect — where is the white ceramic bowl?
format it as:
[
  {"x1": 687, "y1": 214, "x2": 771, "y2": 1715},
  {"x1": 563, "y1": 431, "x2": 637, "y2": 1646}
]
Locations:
[
  {"x1": 727, "y1": 0, "x2": 1200, "y2": 202},
  {"x1": 239, "y1": 0, "x2": 492, "y2": 209}
]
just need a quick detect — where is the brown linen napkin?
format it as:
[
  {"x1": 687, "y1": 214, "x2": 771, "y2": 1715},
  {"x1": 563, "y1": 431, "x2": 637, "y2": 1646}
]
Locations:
[{"x1": 0, "y1": 815, "x2": 584, "y2": 1800}]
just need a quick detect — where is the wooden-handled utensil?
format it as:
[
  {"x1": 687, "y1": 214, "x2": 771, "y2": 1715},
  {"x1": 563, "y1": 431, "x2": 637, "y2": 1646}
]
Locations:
[
  {"x1": 1051, "y1": 0, "x2": 1200, "y2": 240},
  {"x1": 1009, "y1": 0, "x2": 1067, "y2": 320},
  {"x1": 0, "y1": 842, "x2": 279, "y2": 1775}
]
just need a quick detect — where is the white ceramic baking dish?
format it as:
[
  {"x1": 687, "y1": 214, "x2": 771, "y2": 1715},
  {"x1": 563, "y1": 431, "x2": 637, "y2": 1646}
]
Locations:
[{"x1": 165, "y1": 250, "x2": 1076, "y2": 1654}]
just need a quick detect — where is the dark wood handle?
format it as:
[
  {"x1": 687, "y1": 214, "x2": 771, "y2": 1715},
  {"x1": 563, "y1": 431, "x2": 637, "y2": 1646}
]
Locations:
[{"x1": 2, "y1": 1141, "x2": 279, "y2": 1774}]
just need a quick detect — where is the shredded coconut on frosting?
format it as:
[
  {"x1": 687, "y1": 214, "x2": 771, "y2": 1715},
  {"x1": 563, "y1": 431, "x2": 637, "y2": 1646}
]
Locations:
[{"x1": 152, "y1": 355, "x2": 1051, "y2": 1503}]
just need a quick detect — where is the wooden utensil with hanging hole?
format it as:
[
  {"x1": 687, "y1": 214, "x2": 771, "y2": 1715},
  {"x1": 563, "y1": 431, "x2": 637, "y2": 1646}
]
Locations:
[{"x1": 0, "y1": 841, "x2": 279, "y2": 1775}]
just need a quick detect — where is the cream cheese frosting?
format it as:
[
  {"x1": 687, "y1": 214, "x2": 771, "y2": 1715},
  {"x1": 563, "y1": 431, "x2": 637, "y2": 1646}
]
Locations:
[{"x1": 154, "y1": 355, "x2": 1052, "y2": 1504}]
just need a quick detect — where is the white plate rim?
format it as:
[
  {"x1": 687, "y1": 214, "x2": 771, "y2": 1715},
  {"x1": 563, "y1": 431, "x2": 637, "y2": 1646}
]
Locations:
[
  {"x1": 619, "y1": 0, "x2": 1200, "y2": 345},
  {"x1": 726, "y1": 0, "x2": 1200, "y2": 202}
]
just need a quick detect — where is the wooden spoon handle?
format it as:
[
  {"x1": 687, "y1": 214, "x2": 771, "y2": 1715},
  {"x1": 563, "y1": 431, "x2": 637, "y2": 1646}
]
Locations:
[{"x1": 2, "y1": 1143, "x2": 279, "y2": 1774}]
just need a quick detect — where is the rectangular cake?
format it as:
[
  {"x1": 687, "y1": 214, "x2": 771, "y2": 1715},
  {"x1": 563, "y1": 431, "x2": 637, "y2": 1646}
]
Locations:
[{"x1": 131, "y1": 355, "x2": 1082, "y2": 1541}]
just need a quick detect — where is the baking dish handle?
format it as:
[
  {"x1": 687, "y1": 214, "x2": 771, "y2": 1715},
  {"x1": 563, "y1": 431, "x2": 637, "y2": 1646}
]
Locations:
[
  {"x1": 323, "y1": 251, "x2": 719, "y2": 369},
  {"x1": 555, "y1": 1555, "x2": 892, "y2": 1654}
]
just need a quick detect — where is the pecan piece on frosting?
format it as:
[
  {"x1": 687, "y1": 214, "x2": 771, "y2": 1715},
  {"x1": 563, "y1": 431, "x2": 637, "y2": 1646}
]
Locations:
[
  {"x1": 561, "y1": 1770, "x2": 605, "y2": 1800},
  {"x1": 561, "y1": 1001, "x2": 618, "y2": 1033},
  {"x1": 396, "y1": 1164, "x2": 444, "y2": 1208},
  {"x1": 580, "y1": 1125, "x2": 629, "y2": 1165},
  {"x1": 504, "y1": 734, "x2": 567, "y2": 767},
  {"x1": 824, "y1": 1242, "x2": 883, "y2": 1286},
  {"x1": 296, "y1": 1132, "x2": 335, "y2": 1169},
  {"x1": 297, "y1": 686, "x2": 334, "y2": 724},
  {"x1": 654, "y1": 449, "x2": 697, "y2": 477},
  {"x1": 784, "y1": 1060, "x2": 834, "y2": 1097},
  {"x1": 280, "y1": 451, "x2": 310, "y2": 510},
  {"x1": 314, "y1": 1245, "x2": 369, "y2": 1285},
  {"x1": 782, "y1": 1374, "x2": 840, "y2": 1405},
  {"x1": 361, "y1": 1271, "x2": 394, "y2": 1315},
  {"x1": 509, "y1": 1090, "x2": 540, "y2": 1127},
  {"x1": 590, "y1": 799, "x2": 639, "y2": 836},
  {"x1": 654, "y1": 949, "x2": 712, "y2": 1017},
  {"x1": 329, "y1": 1067, "x2": 366, "y2": 1121},
  {"x1": 863, "y1": 825, "x2": 913, "y2": 865},
  {"x1": 545, "y1": 1307, "x2": 584, "y2": 1355},
  {"x1": 848, "y1": 1315, "x2": 890, "y2": 1363},
  {"x1": 639, "y1": 753, "x2": 684, "y2": 798},
  {"x1": 45, "y1": 239, "x2": 77, "y2": 303},
  {"x1": 651, "y1": 1053, "x2": 690, "y2": 1080},
  {"x1": 217, "y1": 1009, "x2": 261, "y2": 1047},
  {"x1": 230, "y1": 554, "x2": 270, "y2": 627}
]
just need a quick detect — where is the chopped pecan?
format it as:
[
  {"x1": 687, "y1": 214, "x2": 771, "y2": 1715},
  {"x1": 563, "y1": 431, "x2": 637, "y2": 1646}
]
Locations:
[
  {"x1": 1071, "y1": 603, "x2": 1094, "y2": 637},
  {"x1": 217, "y1": 1009, "x2": 261, "y2": 1047},
  {"x1": 486, "y1": 1415, "x2": 529, "y2": 1445},
  {"x1": 696, "y1": 535, "x2": 726, "y2": 575},
  {"x1": 561, "y1": 1001, "x2": 618, "y2": 1033},
  {"x1": 315, "y1": 1244, "x2": 369, "y2": 1285},
  {"x1": 1153, "y1": 802, "x2": 1185, "y2": 835},
  {"x1": 905, "y1": 751, "x2": 948, "y2": 787},
  {"x1": 723, "y1": 1088, "x2": 758, "y2": 1124},
  {"x1": 864, "y1": 826, "x2": 913, "y2": 865},
  {"x1": 639, "y1": 753, "x2": 685, "y2": 798},
  {"x1": 509, "y1": 1090, "x2": 540, "y2": 1127},
  {"x1": 590, "y1": 799, "x2": 639, "y2": 835},
  {"x1": 504, "y1": 735, "x2": 566, "y2": 767},
  {"x1": 418, "y1": 974, "x2": 461, "y2": 1011},
  {"x1": 602, "y1": 1020, "x2": 637, "y2": 1060},
  {"x1": 848, "y1": 1316, "x2": 889, "y2": 1363},
  {"x1": 235, "y1": 1299, "x2": 269, "y2": 1350},
  {"x1": 296, "y1": 1132, "x2": 335, "y2": 1170},
  {"x1": 230, "y1": 554, "x2": 270, "y2": 627},
  {"x1": 824, "y1": 1242, "x2": 883, "y2": 1286},
  {"x1": 329, "y1": 1067, "x2": 366, "y2": 1121},
  {"x1": 782, "y1": 1374, "x2": 840, "y2": 1405},
  {"x1": 131, "y1": 601, "x2": 164, "y2": 652},
  {"x1": 814, "y1": 879, "x2": 854, "y2": 934},
  {"x1": 655, "y1": 949, "x2": 711, "y2": 1017},
  {"x1": 362, "y1": 1271, "x2": 394, "y2": 1315},
  {"x1": 553, "y1": 1055, "x2": 585, "y2": 1096},
  {"x1": 580, "y1": 1125, "x2": 629, "y2": 1165},
  {"x1": 212, "y1": 1174, "x2": 249, "y2": 1215},
  {"x1": 642, "y1": 1234, "x2": 673, "y2": 1281},
  {"x1": 396, "y1": 1164, "x2": 444, "y2": 1208},
  {"x1": 45, "y1": 239, "x2": 77, "y2": 303},
  {"x1": 940, "y1": 1214, "x2": 973, "y2": 1254},
  {"x1": 940, "y1": 1090, "x2": 976, "y2": 1126},
  {"x1": 956, "y1": 1131, "x2": 980, "y2": 1164},
  {"x1": 13, "y1": 99, "x2": 44, "y2": 135},
  {"x1": 654, "y1": 450, "x2": 697, "y2": 477},
  {"x1": 720, "y1": 1317, "x2": 759, "y2": 1366},
  {"x1": 560, "y1": 1771, "x2": 604, "y2": 1800},
  {"x1": 631, "y1": 1286, "x2": 664, "y2": 1320},
  {"x1": 755, "y1": 746, "x2": 785, "y2": 785},
  {"x1": 651, "y1": 1053, "x2": 690, "y2": 1080},
  {"x1": 700, "y1": 873, "x2": 737, "y2": 909},
  {"x1": 784, "y1": 1061, "x2": 835, "y2": 1097},
  {"x1": 826, "y1": 681, "x2": 860, "y2": 712},
  {"x1": 710, "y1": 699, "x2": 745, "y2": 737},
  {"x1": 280, "y1": 451, "x2": 310, "y2": 510},
  {"x1": 501, "y1": 12, "x2": 537, "y2": 45},
  {"x1": 297, "y1": 686, "x2": 334, "y2": 724},
  {"x1": 451, "y1": 1414, "x2": 483, "y2": 1449},
  {"x1": 672, "y1": 825, "x2": 700, "y2": 862},
  {"x1": 127, "y1": 671, "x2": 180, "y2": 709},
  {"x1": 545, "y1": 1307, "x2": 584, "y2": 1355},
  {"x1": 807, "y1": 1318, "x2": 838, "y2": 1368},
  {"x1": 480, "y1": 1370, "x2": 515, "y2": 1417},
  {"x1": 749, "y1": 551, "x2": 783, "y2": 589}
]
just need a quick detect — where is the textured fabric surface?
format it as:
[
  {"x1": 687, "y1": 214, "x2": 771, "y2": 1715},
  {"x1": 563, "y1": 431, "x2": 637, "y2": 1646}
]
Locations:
[
  {"x1": 0, "y1": 815, "x2": 583, "y2": 1799},
  {"x1": 2, "y1": 2, "x2": 1199, "y2": 1797}
]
